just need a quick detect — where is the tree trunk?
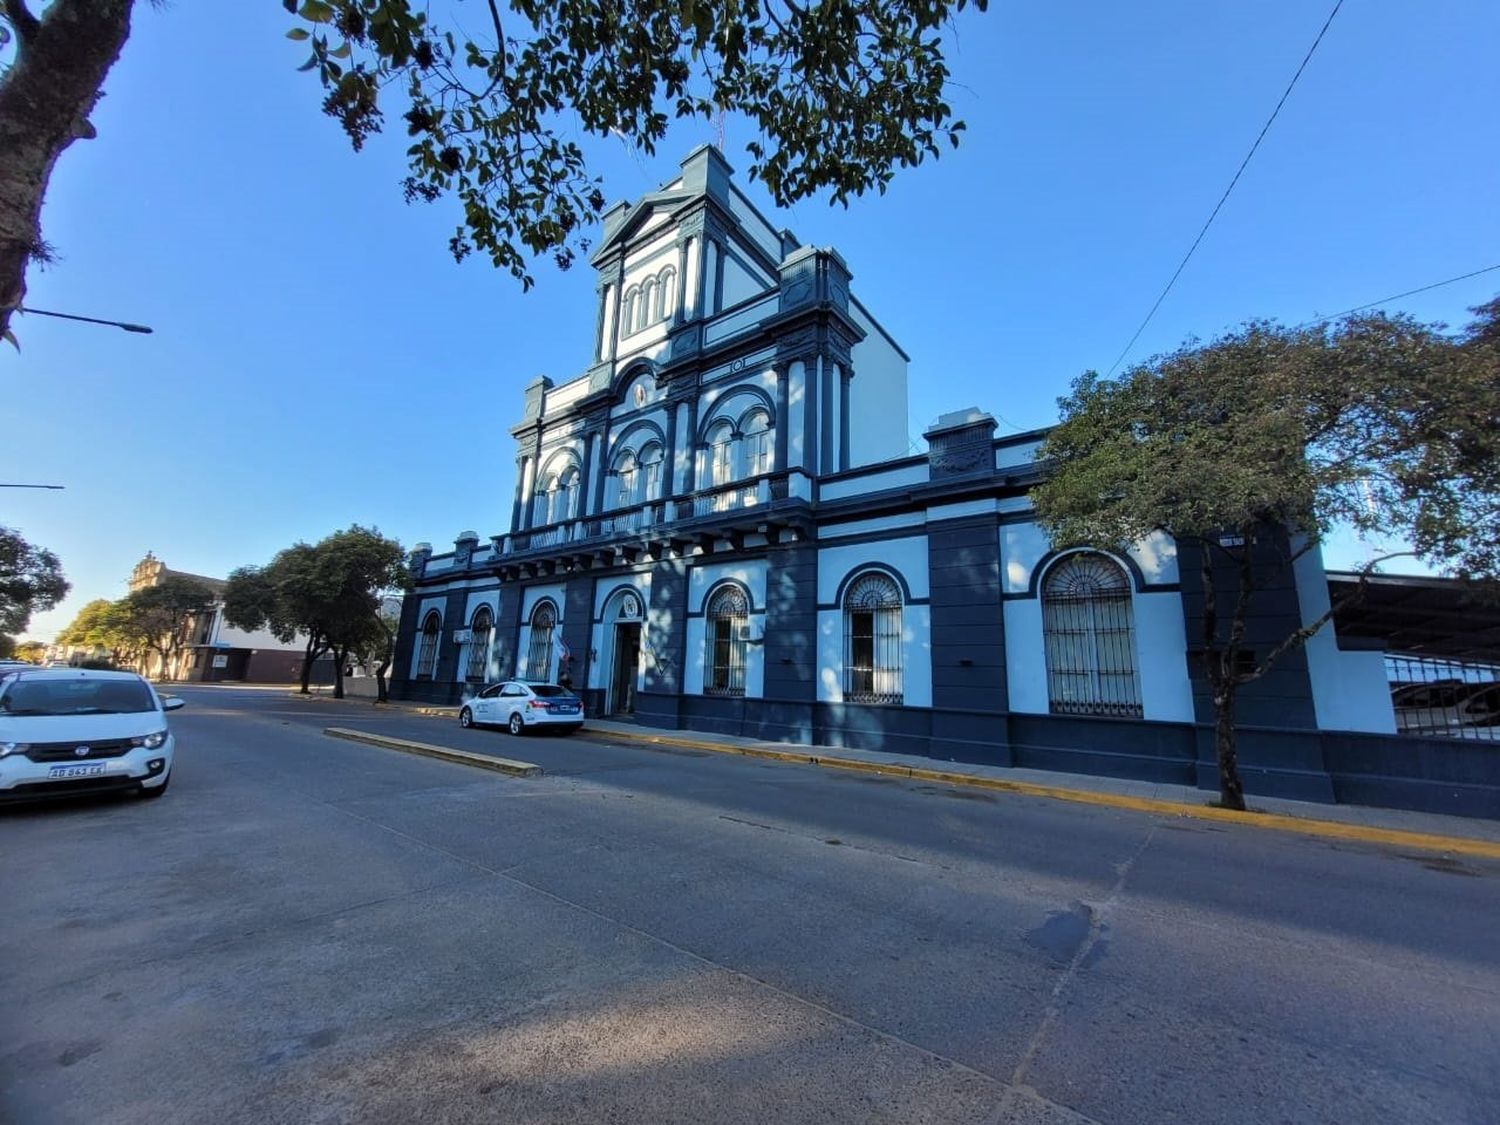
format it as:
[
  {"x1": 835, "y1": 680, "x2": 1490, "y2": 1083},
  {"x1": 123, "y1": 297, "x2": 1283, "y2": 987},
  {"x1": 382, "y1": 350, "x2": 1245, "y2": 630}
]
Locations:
[
  {"x1": 299, "y1": 638, "x2": 321, "y2": 694},
  {"x1": 1213, "y1": 685, "x2": 1247, "y2": 811},
  {"x1": 375, "y1": 658, "x2": 390, "y2": 703},
  {"x1": 0, "y1": 0, "x2": 135, "y2": 339},
  {"x1": 332, "y1": 646, "x2": 346, "y2": 699}
]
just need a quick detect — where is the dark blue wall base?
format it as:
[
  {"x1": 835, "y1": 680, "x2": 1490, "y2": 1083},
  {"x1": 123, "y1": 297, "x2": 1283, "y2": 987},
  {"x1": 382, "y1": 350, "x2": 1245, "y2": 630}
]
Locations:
[{"x1": 626, "y1": 693, "x2": 1500, "y2": 820}]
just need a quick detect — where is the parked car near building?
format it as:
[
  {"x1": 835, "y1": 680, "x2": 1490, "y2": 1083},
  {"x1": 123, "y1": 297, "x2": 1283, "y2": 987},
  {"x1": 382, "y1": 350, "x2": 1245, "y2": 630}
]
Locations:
[
  {"x1": 0, "y1": 669, "x2": 184, "y2": 803},
  {"x1": 1392, "y1": 679, "x2": 1500, "y2": 740},
  {"x1": 460, "y1": 681, "x2": 585, "y2": 735}
]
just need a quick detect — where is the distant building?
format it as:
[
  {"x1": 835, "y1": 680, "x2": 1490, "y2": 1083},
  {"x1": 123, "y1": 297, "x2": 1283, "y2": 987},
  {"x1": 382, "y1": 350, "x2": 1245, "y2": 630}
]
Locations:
[{"x1": 127, "y1": 553, "x2": 313, "y2": 683}]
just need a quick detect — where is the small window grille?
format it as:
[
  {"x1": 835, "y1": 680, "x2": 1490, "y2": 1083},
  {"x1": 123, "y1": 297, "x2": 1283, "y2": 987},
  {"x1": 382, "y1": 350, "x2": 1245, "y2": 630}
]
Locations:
[
  {"x1": 705, "y1": 585, "x2": 749, "y2": 696},
  {"x1": 843, "y1": 572, "x2": 903, "y2": 704}
]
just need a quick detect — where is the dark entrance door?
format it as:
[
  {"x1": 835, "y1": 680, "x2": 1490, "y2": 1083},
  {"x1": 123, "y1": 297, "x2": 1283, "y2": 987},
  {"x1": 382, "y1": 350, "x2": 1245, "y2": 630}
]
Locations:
[{"x1": 611, "y1": 623, "x2": 641, "y2": 715}]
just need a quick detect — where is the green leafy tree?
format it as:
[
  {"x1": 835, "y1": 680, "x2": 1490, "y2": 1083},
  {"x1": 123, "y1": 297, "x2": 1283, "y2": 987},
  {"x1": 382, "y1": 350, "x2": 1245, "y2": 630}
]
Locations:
[
  {"x1": 124, "y1": 576, "x2": 216, "y2": 680},
  {"x1": 1032, "y1": 305, "x2": 1500, "y2": 811},
  {"x1": 0, "y1": 525, "x2": 68, "y2": 637},
  {"x1": 0, "y1": 0, "x2": 985, "y2": 339},
  {"x1": 58, "y1": 597, "x2": 115, "y2": 652},
  {"x1": 13, "y1": 638, "x2": 45, "y2": 663},
  {"x1": 96, "y1": 596, "x2": 155, "y2": 670},
  {"x1": 226, "y1": 526, "x2": 405, "y2": 698}
]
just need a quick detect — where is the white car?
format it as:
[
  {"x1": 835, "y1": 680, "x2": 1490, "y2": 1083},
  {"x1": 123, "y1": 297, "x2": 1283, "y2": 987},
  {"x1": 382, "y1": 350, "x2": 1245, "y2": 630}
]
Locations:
[
  {"x1": 0, "y1": 669, "x2": 184, "y2": 803},
  {"x1": 460, "y1": 681, "x2": 584, "y2": 736}
]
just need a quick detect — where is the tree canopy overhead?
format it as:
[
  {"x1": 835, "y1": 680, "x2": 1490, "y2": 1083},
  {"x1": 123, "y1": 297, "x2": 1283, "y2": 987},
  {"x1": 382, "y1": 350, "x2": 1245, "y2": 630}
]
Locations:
[{"x1": 0, "y1": 0, "x2": 986, "y2": 338}]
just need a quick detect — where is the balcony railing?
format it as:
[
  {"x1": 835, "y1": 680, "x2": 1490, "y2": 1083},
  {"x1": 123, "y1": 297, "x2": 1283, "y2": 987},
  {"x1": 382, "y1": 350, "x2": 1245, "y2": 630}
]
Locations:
[{"x1": 479, "y1": 472, "x2": 794, "y2": 564}]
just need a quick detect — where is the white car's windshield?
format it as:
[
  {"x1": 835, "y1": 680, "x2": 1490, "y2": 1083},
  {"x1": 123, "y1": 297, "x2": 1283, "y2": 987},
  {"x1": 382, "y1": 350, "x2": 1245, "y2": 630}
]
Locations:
[{"x1": 0, "y1": 679, "x2": 157, "y2": 716}]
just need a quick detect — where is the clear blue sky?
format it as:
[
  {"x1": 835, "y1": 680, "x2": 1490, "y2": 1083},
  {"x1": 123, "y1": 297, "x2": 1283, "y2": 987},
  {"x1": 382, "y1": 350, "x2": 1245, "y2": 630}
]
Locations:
[{"x1": 7, "y1": 0, "x2": 1498, "y2": 641}]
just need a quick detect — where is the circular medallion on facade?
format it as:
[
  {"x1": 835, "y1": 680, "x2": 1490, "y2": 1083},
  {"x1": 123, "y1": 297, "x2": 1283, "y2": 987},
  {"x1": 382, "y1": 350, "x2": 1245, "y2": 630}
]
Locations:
[
  {"x1": 621, "y1": 593, "x2": 640, "y2": 618},
  {"x1": 633, "y1": 383, "x2": 647, "y2": 407},
  {"x1": 730, "y1": 358, "x2": 745, "y2": 373}
]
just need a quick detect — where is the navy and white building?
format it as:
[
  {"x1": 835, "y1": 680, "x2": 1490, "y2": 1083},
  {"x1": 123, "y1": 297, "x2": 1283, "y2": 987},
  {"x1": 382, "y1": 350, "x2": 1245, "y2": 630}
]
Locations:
[{"x1": 392, "y1": 146, "x2": 1498, "y2": 814}]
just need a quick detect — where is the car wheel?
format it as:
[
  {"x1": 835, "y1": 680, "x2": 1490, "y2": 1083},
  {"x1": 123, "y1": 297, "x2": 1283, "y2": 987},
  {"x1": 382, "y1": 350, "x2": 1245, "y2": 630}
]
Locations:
[
  {"x1": 460, "y1": 706, "x2": 474, "y2": 729},
  {"x1": 141, "y1": 774, "x2": 170, "y2": 800},
  {"x1": 508, "y1": 712, "x2": 525, "y2": 736}
]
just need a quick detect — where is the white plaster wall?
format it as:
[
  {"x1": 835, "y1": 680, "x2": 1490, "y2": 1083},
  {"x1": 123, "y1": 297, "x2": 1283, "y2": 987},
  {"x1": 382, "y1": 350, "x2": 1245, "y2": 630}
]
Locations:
[
  {"x1": 995, "y1": 440, "x2": 1042, "y2": 471},
  {"x1": 817, "y1": 512, "x2": 926, "y2": 541},
  {"x1": 721, "y1": 255, "x2": 768, "y2": 308},
  {"x1": 703, "y1": 294, "x2": 777, "y2": 345},
  {"x1": 1293, "y1": 544, "x2": 1397, "y2": 733},
  {"x1": 609, "y1": 373, "x2": 666, "y2": 420},
  {"x1": 848, "y1": 302, "x2": 909, "y2": 466},
  {"x1": 787, "y1": 359, "x2": 807, "y2": 471},
  {"x1": 815, "y1": 605, "x2": 932, "y2": 707},
  {"x1": 1133, "y1": 591, "x2": 1194, "y2": 722},
  {"x1": 544, "y1": 376, "x2": 590, "y2": 413},
  {"x1": 817, "y1": 536, "x2": 930, "y2": 604},
  {"x1": 1003, "y1": 600, "x2": 1048, "y2": 715},
  {"x1": 727, "y1": 187, "x2": 783, "y2": 259},
  {"x1": 818, "y1": 462, "x2": 929, "y2": 501},
  {"x1": 689, "y1": 559, "x2": 769, "y2": 613},
  {"x1": 623, "y1": 231, "x2": 676, "y2": 278},
  {"x1": 1001, "y1": 521, "x2": 1051, "y2": 595},
  {"x1": 1128, "y1": 530, "x2": 1180, "y2": 585}
]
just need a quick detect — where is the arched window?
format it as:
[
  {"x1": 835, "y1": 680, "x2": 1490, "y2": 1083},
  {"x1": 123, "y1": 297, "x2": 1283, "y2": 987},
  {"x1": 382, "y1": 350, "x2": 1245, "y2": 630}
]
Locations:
[
  {"x1": 465, "y1": 606, "x2": 493, "y2": 682},
  {"x1": 556, "y1": 467, "x2": 580, "y2": 522},
  {"x1": 525, "y1": 601, "x2": 556, "y2": 682},
  {"x1": 639, "y1": 443, "x2": 664, "y2": 501},
  {"x1": 417, "y1": 611, "x2": 441, "y2": 680},
  {"x1": 639, "y1": 278, "x2": 656, "y2": 330},
  {"x1": 843, "y1": 572, "x2": 903, "y2": 704},
  {"x1": 657, "y1": 266, "x2": 677, "y2": 320},
  {"x1": 1042, "y1": 553, "x2": 1142, "y2": 717},
  {"x1": 621, "y1": 288, "x2": 638, "y2": 336},
  {"x1": 615, "y1": 451, "x2": 638, "y2": 509},
  {"x1": 533, "y1": 475, "x2": 555, "y2": 526},
  {"x1": 742, "y1": 410, "x2": 773, "y2": 477},
  {"x1": 707, "y1": 422, "x2": 735, "y2": 488},
  {"x1": 704, "y1": 584, "x2": 749, "y2": 696}
]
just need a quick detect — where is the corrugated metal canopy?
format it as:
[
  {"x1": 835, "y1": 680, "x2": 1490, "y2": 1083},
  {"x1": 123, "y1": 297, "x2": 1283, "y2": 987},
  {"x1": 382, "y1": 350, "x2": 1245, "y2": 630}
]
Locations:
[{"x1": 1329, "y1": 572, "x2": 1500, "y2": 660}]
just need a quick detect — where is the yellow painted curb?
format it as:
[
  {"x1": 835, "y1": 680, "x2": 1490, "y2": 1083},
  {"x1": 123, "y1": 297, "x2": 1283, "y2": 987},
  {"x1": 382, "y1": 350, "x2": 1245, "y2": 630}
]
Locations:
[
  {"x1": 586, "y1": 728, "x2": 1500, "y2": 861},
  {"x1": 324, "y1": 727, "x2": 542, "y2": 778}
]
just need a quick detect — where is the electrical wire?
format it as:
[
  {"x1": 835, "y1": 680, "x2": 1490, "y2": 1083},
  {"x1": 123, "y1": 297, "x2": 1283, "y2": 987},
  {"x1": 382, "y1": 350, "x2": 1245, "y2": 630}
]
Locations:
[
  {"x1": 1293, "y1": 263, "x2": 1500, "y2": 327},
  {"x1": 1104, "y1": 0, "x2": 1346, "y2": 376}
]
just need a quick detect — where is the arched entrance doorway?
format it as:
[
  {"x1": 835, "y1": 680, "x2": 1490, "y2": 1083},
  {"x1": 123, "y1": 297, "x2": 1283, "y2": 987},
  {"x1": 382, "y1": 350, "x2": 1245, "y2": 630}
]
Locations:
[{"x1": 601, "y1": 587, "x2": 644, "y2": 716}]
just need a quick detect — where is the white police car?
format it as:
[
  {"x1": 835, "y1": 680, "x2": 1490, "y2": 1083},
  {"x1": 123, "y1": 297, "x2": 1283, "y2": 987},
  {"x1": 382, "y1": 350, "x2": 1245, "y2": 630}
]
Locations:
[
  {"x1": 460, "y1": 681, "x2": 585, "y2": 735},
  {"x1": 0, "y1": 668, "x2": 184, "y2": 803}
]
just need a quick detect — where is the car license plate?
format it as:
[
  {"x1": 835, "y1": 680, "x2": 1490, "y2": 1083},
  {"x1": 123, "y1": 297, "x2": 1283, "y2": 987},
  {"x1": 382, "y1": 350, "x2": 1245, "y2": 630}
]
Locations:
[
  {"x1": 553, "y1": 705, "x2": 579, "y2": 715},
  {"x1": 48, "y1": 763, "x2": 107, "y2": 780}
]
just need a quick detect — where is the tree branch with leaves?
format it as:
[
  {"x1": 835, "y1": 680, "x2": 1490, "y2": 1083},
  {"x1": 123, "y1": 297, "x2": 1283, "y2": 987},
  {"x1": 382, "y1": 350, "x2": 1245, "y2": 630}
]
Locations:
[{"x1": 1032, "y1": 303, "x2": 1500, "y2": 810}]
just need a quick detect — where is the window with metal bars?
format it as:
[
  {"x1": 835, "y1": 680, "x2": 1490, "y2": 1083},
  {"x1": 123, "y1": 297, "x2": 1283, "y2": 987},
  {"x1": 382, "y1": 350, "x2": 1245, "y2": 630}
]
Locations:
[
  {"x1": 1041, "y1": 553, "x2": 1143, "y2": 717},
  {"x1": 416, "y1": 612, "x2": 440, "y2": 680},
  {"x1": 843, "y1": 572, "x2": 903, "y2": 704},
  {"x1": 525, "y1": 602, "x2": 556, "y2": 682},
  {"x1": 704, "y1": 584, "x2": 748, "y2": 696},
  {"x1": 465, "y1": 607, "x2": 492, "y2": 682}
]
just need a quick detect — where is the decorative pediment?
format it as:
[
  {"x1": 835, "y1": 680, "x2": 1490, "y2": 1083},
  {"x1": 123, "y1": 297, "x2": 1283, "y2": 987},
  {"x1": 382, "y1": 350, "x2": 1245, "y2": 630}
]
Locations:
[{"x1": 590, "y1": 190, "x2": 694, "y2": 263}]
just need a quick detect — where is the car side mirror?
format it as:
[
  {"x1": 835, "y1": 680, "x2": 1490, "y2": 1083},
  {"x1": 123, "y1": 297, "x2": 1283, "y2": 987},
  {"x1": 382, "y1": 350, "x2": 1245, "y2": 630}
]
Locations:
[{"x1": 161, "y1": 697, "x2": 186, "y2": 711}]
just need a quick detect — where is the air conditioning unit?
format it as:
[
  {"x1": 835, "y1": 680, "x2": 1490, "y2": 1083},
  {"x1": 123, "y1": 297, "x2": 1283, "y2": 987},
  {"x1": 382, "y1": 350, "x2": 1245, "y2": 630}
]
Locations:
[{"x1": 452, "y1": 628, "x2": 473, "y2": 644}]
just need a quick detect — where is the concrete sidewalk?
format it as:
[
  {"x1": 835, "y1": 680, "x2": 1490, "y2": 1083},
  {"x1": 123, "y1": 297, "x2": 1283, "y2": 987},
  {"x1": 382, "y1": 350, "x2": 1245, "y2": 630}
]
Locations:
[{"x1": 287, "y1": 691, "x2": 1500, "y2": 851}]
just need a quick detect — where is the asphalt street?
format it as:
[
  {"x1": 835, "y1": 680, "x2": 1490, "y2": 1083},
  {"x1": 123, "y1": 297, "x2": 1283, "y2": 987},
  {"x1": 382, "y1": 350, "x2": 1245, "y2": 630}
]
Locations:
[{"x1": 2, "y1": 685, "x2": 1497, "y2": 1125}]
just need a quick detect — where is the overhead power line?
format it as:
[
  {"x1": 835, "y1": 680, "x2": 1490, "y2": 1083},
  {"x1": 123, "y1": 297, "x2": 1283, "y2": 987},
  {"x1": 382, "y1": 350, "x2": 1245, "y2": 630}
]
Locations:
[
  {"x1": 1295, "y1": 263, "x2": 1500, "y2": 327},
  {"x1": 1105, "y1": 0, "x2": 1346, "y2": 376}
]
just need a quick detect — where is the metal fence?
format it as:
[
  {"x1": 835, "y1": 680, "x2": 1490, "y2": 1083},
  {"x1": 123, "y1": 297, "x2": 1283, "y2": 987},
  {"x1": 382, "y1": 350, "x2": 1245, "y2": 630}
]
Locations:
[{"x1": 1387, "y1": 653, "x2": 1500, "y2": 741}]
